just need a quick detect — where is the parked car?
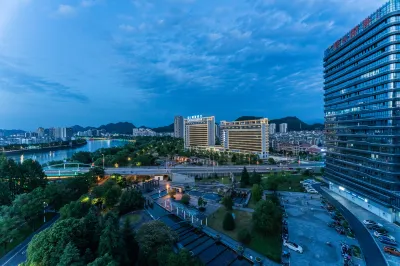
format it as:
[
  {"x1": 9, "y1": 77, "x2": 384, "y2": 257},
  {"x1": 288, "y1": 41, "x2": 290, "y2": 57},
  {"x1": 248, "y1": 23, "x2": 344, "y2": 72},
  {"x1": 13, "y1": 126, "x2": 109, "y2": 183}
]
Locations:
[
  {"x1": 367, "y1": 224, "x2": 384, "y2": 230},
  {"x1": 363, "y1": 220, "x2": 382, "y2": 227},
  {"x1": 307, "y1": 189, "x2": 318, "y2": 194},
  {"x1": 378, "y1": 236, "x2": 397, "y2": 246},
  {"x1": 375, "y1": 227, "x2": 389, "y2": 234},
  {"x1": 374, "y1": 232, "x2": 396, "y2": 241},
  {"x1": 384, "y1": 246, "x2": 400, "y2": 256},
  {"x1": 283, "y1": 241, "x2": 303, "y2": 253}
]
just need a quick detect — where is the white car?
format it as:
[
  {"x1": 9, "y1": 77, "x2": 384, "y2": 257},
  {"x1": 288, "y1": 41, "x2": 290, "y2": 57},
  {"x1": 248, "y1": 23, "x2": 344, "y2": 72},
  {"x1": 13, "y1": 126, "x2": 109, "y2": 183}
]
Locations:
[
  {"x1": 308, "y1": 189, "x2": 318, "y2": 194},
  {"x1": 283, "y1": 240, "x2": 303, "y2": 253},
  {"x1": 363, "y1": 219, "x2": 383, "y2": 227},
  {"x1": 374, "y1": 231, "x2": 396, "y2": 241}
]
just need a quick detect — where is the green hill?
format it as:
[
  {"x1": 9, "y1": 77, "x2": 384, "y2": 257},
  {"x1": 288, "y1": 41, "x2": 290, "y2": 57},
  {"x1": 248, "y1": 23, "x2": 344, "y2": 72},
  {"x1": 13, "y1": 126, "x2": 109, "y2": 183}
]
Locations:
[{"x1": 235, "y1": 116, "x2": 323, "y2": 131}]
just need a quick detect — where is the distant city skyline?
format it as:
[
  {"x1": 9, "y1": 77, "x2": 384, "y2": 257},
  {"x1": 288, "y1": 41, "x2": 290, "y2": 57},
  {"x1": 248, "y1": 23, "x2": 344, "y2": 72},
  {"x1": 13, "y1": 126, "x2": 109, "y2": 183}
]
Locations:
[{"x1": 0, "y1": 0, "x2": 386, "y2": 129}]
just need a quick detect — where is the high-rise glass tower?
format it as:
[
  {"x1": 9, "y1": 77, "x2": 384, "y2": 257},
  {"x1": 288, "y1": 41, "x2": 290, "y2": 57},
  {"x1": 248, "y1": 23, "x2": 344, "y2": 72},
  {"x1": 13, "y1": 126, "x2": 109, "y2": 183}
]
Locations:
[{"x1": 324, "y1": 0, "x2": 400, "y2": 222}]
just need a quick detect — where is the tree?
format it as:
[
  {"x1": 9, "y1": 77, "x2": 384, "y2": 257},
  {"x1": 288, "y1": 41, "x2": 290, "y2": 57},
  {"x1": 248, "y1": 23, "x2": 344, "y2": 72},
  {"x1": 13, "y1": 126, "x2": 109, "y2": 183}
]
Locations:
[
  {"x1": 98, "y1": 216, "x2": 123, "y2": 262},
  {"x1": 251, "y1": 184, "x2": 263, "y2": 203},
  {"x1": 240, "y1": 167, "x2": 250, "y2": 187},
  {"x1": 237, "y1": 228, "x2": 251, "y2": 244},
  {"x1": 57, "y1": 242, "x2": 84, "y2": 266},
  {"x1": 104, "y1": 185, "x2": 122, "y2": 208},
  {"x1": 250, "y1": 170, "x2": 261, "y2": 185},
  {"x1": 72, "y1": 151, "x2": 93, "y2": 164},
  {"x1": 0, "y1": 206, "x2": 23, "y2": 250},
  {"x1": 181, "y1": 194, "x2": 190, "y2": 205},
  {"x1": 252, "y1": 200, "x2": 282, "y2": 236},
  {"x1": 223, "y1": 212, "x2": 235, "y2": 231},
  {"x1": 87, "y1": 253, "x2": 118, "y2": 266},
  {"x1": 303, "y1": 169, "x2": 313, "y2": 177},
  {"x1": 222, "y1": 196, "x2": 233, "y2": 211},
  {"x1": 0, "y1": 182, "x2": 12, "y2": 205},
  {"x1": 20, "y1": 159, "x2": 47, "y2": 193},
  {"x1": 136, "y1": 221, "x2": 178, "y2": 264},
  {"x1": 83, "y1": 248, "x2": 95, "y2": 264},
  {"x1": 262, "y1": 176, "x2": 279, "y2": 192},
  {"x1": 0, "y1": 156, "x2": 22, "y2": 196},
  {"x1": 25, "y1": 218, "x2": 86, "y2": 266},
  {"x1": 82, "y1": 207, "x2": 102, "y2": 251},
  {"x1": 60, "y1": 200, "x2": 91, "y2": 219},
  {"x1": 267, "y1": 157, "x2": 276, "y2": 165},
  {"x1": 110, "y1": 174, "x2": 127, "y2": 188},
  {"x1": 121, "y1": 219, "x2": 139, "y2": 265},
  {"x1": 231, "y1": 154, "x2": 237, "y2": 163},
  {"x1": 11, "y1": 187, "x2": 45, "y2": 230},
  {"x1": 119, "y1": 189, "x2": 144, "y2": 215}
]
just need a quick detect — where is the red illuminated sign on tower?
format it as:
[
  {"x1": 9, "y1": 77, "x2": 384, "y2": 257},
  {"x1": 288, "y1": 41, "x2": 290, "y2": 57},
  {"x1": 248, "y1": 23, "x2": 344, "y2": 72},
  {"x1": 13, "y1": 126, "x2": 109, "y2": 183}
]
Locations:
[{"x1": 363, "y1": 17, "x2": 371, "y2": 29}]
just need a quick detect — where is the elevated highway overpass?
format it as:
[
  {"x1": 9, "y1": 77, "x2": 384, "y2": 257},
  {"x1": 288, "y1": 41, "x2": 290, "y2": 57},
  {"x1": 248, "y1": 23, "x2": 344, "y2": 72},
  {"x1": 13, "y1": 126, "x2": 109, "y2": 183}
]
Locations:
[{"x1": 45, "y1": 163, "x2": 324, "y2": 179}]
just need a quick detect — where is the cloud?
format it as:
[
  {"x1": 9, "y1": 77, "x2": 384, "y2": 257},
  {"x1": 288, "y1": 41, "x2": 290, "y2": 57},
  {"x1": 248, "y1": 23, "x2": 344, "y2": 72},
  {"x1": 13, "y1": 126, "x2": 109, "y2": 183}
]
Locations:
[
  {"x1": 81, "y1": 0, "x2": 97, "y2": 7},
  {"x1": 56, "y1": 4, "x2": 75, "y2": 16},
  {"x1": 0, "y1": 56, "x2": 88, "y2": 103},
  {"x1": 119, "y1": 24, "x2": 135, "y2": 32}
]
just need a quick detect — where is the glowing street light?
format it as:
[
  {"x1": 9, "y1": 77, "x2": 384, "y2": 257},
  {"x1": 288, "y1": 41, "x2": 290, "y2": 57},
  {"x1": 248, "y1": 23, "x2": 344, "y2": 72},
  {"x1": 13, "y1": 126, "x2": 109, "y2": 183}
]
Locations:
[{"x1": 114, "y1": 163, "x2": 119, "y2": 168}]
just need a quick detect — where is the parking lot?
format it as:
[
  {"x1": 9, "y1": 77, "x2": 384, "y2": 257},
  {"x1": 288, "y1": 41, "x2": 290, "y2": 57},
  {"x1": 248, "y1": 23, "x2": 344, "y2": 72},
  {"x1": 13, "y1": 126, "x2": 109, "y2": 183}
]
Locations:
[
  {"x1": 281, "y1": 191, "x2": 365, "y2": 266},
  {"x1": 325, "y1": 189, "x2": 400, "y2": 266}
]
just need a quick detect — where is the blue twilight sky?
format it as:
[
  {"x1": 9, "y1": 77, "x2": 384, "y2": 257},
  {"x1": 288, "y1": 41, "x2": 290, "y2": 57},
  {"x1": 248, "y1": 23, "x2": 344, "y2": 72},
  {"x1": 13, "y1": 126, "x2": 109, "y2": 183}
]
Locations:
[{"x1": 0, "y1": 0, "x2": 387, "y2": 130}]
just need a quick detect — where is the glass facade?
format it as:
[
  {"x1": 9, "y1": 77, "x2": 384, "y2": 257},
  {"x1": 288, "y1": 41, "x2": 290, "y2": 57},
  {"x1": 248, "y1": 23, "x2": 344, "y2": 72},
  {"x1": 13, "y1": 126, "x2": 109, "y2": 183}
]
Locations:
[{"x1": 324, "y1": 0, "x2": 400, "y2": 212}]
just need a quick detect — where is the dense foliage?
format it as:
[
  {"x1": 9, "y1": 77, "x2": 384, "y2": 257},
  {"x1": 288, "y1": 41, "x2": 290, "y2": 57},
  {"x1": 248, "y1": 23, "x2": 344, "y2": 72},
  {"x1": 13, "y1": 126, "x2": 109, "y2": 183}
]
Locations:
[
  {"x1": 240, "y1": 167, "x2": 250, "y2": 187},
  {"x1": 181, "y1": 194, "x2": 190, "y2": 205},
  {"x1": 136, "y1": 220, "x2": 179, "y2": 265},
  {"x1": 119, "y1": 189, "x2": 145, "y2": 215},
  {"x1": 0, "y1": 156, "x2": 47, "y2": 198},
  {"x1": 251, "y1": 184, "x2": 263, "y2": 203},
  {"x1": 222, "y1": 212, "x2": 235, "y2": 231},
  {"x1": 222, "y1": 196, "x2": 233, "y2": 211},
  {"x1": 252, "y1": 199, "x2": 282, "y2": 236}
]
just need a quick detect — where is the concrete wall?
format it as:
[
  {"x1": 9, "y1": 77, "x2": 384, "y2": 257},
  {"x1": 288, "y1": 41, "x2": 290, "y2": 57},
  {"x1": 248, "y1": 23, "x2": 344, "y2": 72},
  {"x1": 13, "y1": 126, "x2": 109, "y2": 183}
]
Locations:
[{"x1": 329, "y1": 183, "x2": 394, "y2": 223}]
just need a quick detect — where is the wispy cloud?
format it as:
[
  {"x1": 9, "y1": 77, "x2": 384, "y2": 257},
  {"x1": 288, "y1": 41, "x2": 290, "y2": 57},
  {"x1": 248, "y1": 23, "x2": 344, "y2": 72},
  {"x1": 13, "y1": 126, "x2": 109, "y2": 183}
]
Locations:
[
  {"x1": 56, "y1": 4, "x2": 75, "y2": 16},
  {"x1": 0, "y1": 56, "x2": 88, "y2": 103}
]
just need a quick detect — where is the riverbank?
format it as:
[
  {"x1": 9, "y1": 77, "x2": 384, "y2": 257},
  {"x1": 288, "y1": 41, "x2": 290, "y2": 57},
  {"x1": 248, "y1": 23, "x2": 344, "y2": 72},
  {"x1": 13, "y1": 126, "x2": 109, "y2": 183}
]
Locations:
[{"x1": 1, "y1": 141, "x2": 87, "y2": 156}]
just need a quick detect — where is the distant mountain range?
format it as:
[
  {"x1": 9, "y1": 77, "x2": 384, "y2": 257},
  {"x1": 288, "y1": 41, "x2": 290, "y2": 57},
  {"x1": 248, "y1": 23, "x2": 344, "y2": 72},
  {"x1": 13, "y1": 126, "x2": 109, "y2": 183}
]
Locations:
[
  {"x1": 71, "y1": 122, "x2": 175, "y2": 134},
  {"x1": 3, "y1": 117, "x2": 323, "y2": 135},
  {"x1": 235, "y1": 116, "x2": 324, "y2": 131}
]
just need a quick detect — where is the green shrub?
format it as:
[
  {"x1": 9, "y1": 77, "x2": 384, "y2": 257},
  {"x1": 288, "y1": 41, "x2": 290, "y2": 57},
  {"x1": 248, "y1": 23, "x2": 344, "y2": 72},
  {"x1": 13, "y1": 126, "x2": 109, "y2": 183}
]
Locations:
[
  {"x1": 237, "y1": 228, "x2": 251, "y2": 244},
  {"x1": 223, "y1": 212, "x2": 235, "y2": 231},
  {"x1": 181, "y1": 194, "x2": 190, "y2": 205}
]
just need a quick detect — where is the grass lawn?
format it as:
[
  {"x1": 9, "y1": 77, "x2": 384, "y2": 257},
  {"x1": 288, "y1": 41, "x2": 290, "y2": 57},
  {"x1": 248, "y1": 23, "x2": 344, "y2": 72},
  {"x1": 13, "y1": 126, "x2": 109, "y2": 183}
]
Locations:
[
  {"x1": 207, "y1": 207, "x2": 282, "y2": 262},
  {"x1": 247, "y1": 196, "x2": 257, "y2": 209},
  {"x1": 124, "y1": 213, "x2": 141, "y2": 224},
  {"x1": 262, "y1": 174, "x2": 309, "y2": 192},
  {"x1": 195, "y1": 177, "x2": 234, "y2": 185},
  {"x1": 0, "y1": 212, "x2": 56, "y2": 257}
]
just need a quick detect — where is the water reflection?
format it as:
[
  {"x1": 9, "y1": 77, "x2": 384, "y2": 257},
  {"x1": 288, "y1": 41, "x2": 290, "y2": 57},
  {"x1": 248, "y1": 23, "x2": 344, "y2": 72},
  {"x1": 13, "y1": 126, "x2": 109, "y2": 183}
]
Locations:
[{"x1": 6, "y1": 140, "x2": 126, "y2": 165}]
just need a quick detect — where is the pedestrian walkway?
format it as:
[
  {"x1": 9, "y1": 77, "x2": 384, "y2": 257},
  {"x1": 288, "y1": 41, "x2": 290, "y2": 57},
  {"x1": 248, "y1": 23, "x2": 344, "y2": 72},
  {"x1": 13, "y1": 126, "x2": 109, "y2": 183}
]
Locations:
[
  {"x1": 233, "y1": 206, "x2": 254, "y2": 213},
  {"x1": 322, "y1": 187, "x2": 400, "y2": 266},
  {"x1": 202, "y1": 226, "x2": 279, "y2": 266}
]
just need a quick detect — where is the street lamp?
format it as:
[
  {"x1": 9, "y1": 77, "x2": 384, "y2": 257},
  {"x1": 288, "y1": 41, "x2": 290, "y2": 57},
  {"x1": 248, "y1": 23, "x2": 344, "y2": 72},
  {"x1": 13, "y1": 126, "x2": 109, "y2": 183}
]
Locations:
[
  {"x1": 43, "y1": 202, "x2": 48, "y2": 223},
  {"x1": 102, "y1": 154, "x2": 105, "y2": 169}
]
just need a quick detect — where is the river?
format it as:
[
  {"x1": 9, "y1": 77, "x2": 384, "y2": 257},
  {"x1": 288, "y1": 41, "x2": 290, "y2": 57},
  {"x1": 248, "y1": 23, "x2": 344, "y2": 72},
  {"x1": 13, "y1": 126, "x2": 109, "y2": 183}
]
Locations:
[{"x1": 6, "y1": 140, "x2": 127, "y2": 165}]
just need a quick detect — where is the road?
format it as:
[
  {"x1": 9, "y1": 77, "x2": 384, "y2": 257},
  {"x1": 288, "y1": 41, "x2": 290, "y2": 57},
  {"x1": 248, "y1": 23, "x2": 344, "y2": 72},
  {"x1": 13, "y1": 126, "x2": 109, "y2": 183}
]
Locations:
[
  {"x1": 45, "y1": 163, "x2": 324, "y2": 177},
  {"x1": 313, "y1": 184, "x2": 388, "y2": 266},
  {"x1": 0, "y1": 214, "x2": 60, "y2": 266}
]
